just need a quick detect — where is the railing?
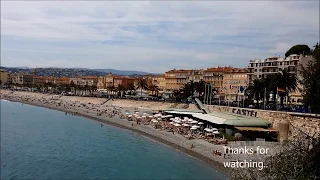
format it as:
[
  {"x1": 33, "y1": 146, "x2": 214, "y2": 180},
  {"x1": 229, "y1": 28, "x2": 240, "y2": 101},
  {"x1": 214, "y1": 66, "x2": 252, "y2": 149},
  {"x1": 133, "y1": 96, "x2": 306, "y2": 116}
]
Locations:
[
  {"x1": 228, "y1": 141, "x2": 281, "y2": 147},
  {"x1": 195, "y1": 98, "x2": 211, "y2": 114}
]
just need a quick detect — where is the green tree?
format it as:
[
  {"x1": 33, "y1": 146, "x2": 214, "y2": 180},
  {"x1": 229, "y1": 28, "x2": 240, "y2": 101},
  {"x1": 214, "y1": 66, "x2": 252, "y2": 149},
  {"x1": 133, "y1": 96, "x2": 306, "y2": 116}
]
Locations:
[
  {"x1": 246, "y1": 78, "x2": 265, "y2": 107},
  {"x1": 148, "y1": 84, "x2": 159, "y2": 97},
  {"x1": 302, "y1": 42, "x2": 320, "y2": 113},
  {"x1": 232, "y1": 134, "x2": 320, "y2": 179},
  {"x1": 70, "y1": 80, "x2": 76, "y2": 95},
  {"x1": 136, "y1": 78, "x2": 148, "y2": 97},
  {"x1": 125, "y1": 82, "x2": 136, "y2": 95},
  {"x1": 275, "y1": 69, "x2": 298, "y2": 106},
  {"x1": 285, "y1": 44, "x2": 311, "y2": 57}
]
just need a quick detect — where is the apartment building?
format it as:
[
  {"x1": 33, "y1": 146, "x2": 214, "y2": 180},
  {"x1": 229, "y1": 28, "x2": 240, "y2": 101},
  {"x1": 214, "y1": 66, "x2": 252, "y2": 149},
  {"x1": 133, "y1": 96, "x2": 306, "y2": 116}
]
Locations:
[
  {"x1": 222, "y1": 68, "x2": 248, "y2": 101},
  {"x1": 33, "y1": 76, "x2": 48, "y2": 85},
  {"x1": 97, "y1": 76, "x2": 106, "y2": 89},
  {"x1": 0, "y1": 69, "x2": 8, "y2": 85},
  {"x1": 11, "y1": 73, "x2": 34, "y2": 86},
  {"x1": 55, "y1": 77, "x2": 70, "y2": 85},
  {"x1": 165, "y1": 69, "x2": 191, "y2": 90},
  {"x1": 97, "y1": 72, "x2": 136, "y2": 90},
  {"x1": 70, "y1": 76, "x2": 98, "y2": 86},
  {"x1": 187, "y1": 69, "x2": 204, "y2": 83},
  {"x1": 152, "y1": 75, "x2": 166, "y2": 90},
  {"x1": 247, "y1": 54, "x2": 313, "y2": 103},
  {"x1": 203, "y1": 66, "x2": 232, "y2": 94},
  {"x1": 114, "y1": 76, "x2": 135, "y2": 88}
]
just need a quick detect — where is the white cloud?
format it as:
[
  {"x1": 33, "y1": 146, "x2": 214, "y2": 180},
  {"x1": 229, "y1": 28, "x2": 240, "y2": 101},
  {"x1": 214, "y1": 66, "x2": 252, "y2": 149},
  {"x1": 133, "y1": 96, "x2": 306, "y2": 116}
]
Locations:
[{"x1": 1, "y1": 1, "x2": 319, "y2": 72}]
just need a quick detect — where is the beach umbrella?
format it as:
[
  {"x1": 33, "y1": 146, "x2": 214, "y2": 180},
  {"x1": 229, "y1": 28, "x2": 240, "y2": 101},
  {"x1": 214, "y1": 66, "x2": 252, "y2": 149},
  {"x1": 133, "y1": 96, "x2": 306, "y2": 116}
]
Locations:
[
  {"x1": 205, "y1": 129, "x2": 214, "y2": 132},
  {"x1": 175, "y1": 120, "x2": 182, "y2": 123},
  {"x1": 198, "y1": 122, "x2": 204, "y2": 125},
  {"x1": 190, "y1": 121, "x2": 198, "y2": 124},
  {"x1": 192, "y1": 125, "x2": 200, "y2": 129},
  {"x1": 211, "y1": 128, "x2": 218, "y2": 131},
  {"x1": 125, "y1": 112, "x2": 130, "y2": 115},
  {"x1": 169, "y1": 122, "x2": 174, "y2": 124},
  {"x1": 170, "y1": 118, "x2": 174, "y2": 121},
  {"x1": 184, "y1": 117, "x2": 188, "y2": 119},
  {"x1": 181, "y1": 119, "x2": 186, "y2": 122},
  {"x1": 149, "y1": 116, "x2": 153, "y2": 118},
  {"x1": 204, "y1": 128, "x2": 209, "y2": 131},
  {"x1": 182, "y1": 124, "x2": 189, "y2": 127},
  {"x1": 157, "y1": 118, "x2": 162, "y2": 121},
  {"x1": 206, "y1": 133, "x2": 212, "y2": 136},
  {"x1": 143, "y1": 113, "x2": 147, "y2": 115},
  {"x1": 190, "y1": 127, "x2": 197, "y2": 130},
  {"x1": 213, "y1": 131, "x2": 220, "y2": 134},
  {"x1": 128, "y1": 115, "x2": 132, "y2": 117},
  {"x1": 166, "y1": 115, "x2": 173, "y2": 118},
  {"x1": 142, "y1": 116, "x2": 146, "y2": 118},
  {"x1": 174, "y1": 123, "x2": 181, "y2": 127},
  {"x1": 152, "y1": 120, "x2": 158, "y2": 123},
  {"x1": 161, "y1": 116, "x2": 166, "y2": 118}
]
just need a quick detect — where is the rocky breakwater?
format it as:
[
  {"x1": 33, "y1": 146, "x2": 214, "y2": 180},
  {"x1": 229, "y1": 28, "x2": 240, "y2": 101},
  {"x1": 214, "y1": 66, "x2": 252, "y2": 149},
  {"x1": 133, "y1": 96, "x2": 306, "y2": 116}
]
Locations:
[{"x1": 205, "y1": 105, "x2": 320, "y2": 141}]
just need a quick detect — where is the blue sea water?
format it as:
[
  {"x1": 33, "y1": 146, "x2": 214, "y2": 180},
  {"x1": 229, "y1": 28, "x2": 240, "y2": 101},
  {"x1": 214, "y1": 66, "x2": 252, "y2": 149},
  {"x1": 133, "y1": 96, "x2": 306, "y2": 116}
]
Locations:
[{"x1": 1, "y1": 100, "x2": 225, "y2": 180}]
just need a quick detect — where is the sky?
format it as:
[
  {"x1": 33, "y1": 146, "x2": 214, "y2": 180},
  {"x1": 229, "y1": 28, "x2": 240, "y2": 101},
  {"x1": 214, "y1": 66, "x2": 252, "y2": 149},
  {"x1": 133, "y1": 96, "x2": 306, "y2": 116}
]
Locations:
[{"x1": 1, "y1": 1, "x2": 319, "y2": 73}]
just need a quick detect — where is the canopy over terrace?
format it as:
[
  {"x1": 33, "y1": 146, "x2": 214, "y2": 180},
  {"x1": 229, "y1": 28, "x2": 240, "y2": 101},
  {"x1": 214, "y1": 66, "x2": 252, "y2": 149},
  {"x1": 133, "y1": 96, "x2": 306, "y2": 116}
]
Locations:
[
  {"x1": 163, "y1": 109, "x2": 203, "y2": 115},
  {"x1": 194, "y1": 112, "x2": 271, "y2": 127}
]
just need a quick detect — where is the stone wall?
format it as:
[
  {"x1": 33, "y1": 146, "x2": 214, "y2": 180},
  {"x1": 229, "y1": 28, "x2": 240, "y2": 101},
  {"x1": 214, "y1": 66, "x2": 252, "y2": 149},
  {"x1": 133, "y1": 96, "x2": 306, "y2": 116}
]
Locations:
[{"x1": 205, "y1": 105, "x2": 320, "y2": 141}]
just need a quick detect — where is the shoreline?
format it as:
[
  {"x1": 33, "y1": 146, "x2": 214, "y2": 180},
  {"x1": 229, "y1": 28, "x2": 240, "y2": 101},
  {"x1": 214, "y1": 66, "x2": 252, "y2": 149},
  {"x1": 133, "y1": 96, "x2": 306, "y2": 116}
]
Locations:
[{"x1": 1, "y1": 97, "x2": 231, "y2": 177}]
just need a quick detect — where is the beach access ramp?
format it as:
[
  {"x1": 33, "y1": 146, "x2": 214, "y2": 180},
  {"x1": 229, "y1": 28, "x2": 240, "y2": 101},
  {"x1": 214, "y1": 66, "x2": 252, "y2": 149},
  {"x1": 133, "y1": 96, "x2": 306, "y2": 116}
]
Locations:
[{"x1": 194, "y1": 98, "x2": 211, "y2": 114}]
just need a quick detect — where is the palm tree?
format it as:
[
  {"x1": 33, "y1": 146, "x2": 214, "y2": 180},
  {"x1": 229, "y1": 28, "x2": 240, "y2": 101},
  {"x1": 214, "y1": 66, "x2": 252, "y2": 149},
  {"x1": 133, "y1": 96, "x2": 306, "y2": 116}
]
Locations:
[
  {"x1": 84, "y1": 84, "x2": 89, "y2": 96},
  {"x1": 136, "y1": 78, "x2": 148, "y2": 97},
  {"x1": 70, "y1": 80, "x2": 76, "y2": 95},
  {"x1": 246, "y1": 78, "x2": 264, "y2": 108},
  {"x1": 274, "y1": 69, "x2": 298, "y2": 106},
  {"x1": 148, "y1": 84, "x2": 159, "y2": 96},
  {"x1": 195, "y1": 79, "x2": 206, "y2": 100},
  {"x1": 116, "y1": 84, "x2": 126, "y2": 98},
  {"x1": 90, "y1": 85, "x2": 97, "y2": 97},
  {"x1": 126, "y1": 82, "x2": 136, "y2": 95}
]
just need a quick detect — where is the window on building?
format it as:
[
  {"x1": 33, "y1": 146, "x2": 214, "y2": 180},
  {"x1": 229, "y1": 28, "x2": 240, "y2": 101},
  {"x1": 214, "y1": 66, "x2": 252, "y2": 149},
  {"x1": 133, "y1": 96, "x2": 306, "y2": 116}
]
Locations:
[{"x1": 255, "y1": 69, "x2": 257, "y2": 72}]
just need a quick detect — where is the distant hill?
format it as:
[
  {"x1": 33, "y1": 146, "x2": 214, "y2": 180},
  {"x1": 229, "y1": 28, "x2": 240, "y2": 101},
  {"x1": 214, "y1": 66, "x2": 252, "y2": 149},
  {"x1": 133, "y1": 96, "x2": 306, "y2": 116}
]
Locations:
[
  {"x1": 93, "y1": 69, "x2": 155, "y2": 76},
  {"x1": 0, "y1": 66, "x2": 159, "y2": 77}
]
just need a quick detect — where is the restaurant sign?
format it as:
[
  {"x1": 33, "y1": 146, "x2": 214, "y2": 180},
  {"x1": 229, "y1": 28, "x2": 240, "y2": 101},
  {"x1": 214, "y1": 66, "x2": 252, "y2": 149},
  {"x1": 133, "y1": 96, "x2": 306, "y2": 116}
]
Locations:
[{"x1": 232, "y1": 108, "x2": 257, "y2": 117}]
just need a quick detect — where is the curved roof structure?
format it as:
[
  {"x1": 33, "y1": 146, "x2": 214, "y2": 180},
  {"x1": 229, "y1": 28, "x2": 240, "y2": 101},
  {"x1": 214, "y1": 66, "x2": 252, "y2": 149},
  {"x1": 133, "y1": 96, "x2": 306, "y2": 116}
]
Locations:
[{"x1": 163, "y1": 108, "x2": 271, "y2": 127}]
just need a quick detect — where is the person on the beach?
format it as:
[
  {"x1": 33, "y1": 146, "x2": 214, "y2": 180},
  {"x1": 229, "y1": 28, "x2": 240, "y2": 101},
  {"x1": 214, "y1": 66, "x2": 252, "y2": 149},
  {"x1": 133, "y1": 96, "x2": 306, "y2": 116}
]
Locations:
[{"x1": 190, "y1": 144, "x2": 195, "y2": 149}]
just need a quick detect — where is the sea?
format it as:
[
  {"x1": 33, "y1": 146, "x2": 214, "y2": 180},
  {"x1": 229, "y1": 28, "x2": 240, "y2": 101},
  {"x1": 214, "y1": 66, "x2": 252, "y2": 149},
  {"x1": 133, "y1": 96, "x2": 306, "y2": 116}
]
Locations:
[{"x1": 1, "y1": 100, "x2": 225, "y2": 180}]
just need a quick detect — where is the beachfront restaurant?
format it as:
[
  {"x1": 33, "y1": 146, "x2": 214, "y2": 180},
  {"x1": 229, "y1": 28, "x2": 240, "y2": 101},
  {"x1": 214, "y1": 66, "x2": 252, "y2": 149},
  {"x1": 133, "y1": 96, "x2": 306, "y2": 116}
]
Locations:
[{"x1": 163, "y1": 109, "x2": 278, "y2": 141}]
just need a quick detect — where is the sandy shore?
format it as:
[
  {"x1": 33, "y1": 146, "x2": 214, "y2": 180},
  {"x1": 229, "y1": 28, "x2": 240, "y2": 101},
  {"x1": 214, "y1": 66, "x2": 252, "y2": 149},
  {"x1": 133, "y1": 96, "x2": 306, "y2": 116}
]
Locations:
[{"x1": 1, "y1": 90, "x2": 233, "y2": 176}]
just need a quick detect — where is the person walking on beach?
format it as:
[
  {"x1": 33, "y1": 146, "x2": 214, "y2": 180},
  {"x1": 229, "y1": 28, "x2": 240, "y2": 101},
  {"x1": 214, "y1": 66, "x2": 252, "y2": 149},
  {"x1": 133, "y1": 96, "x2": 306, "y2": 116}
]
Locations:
[{"x1": 190, "y1": 144, "x2": 195, "y2": 149}]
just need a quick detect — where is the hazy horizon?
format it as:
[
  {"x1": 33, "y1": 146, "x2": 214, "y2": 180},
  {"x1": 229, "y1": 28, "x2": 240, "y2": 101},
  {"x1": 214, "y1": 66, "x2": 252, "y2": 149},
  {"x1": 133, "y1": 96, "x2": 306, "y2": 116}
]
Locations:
[{"x1": 1, "y1": 1, "x2": 319, "y2": 73}]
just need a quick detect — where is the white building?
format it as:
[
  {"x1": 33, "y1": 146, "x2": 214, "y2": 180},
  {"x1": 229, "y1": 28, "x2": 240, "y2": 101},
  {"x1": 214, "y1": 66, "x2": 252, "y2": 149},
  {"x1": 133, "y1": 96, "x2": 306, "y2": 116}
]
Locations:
[{"x1": 247, "y1": 54, "x2": 313, "y2": 104}]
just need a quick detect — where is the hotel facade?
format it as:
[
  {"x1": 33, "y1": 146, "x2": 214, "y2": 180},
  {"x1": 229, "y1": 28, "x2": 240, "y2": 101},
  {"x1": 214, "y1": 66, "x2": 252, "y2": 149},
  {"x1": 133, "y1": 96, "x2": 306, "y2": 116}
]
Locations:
[{"x1": 247, "y1": 54, "x2": 313, "y2": 104}]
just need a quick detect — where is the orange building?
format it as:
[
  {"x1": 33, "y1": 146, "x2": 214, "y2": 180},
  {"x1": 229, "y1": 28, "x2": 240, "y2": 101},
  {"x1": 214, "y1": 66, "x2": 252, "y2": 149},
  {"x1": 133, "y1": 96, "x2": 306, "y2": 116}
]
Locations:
[
  {"x1": 55, "y1": 77, "x2": 70, "y2": 85},
  {"x1": 97, "y1": 72, "x2": 136, "y2": 90},
  {"x1": 152, "y1": 74, "x2": 166, "y2": 90},
  {"x1": 165, "y1": 69, "x2": 191, "y2": 90},
  {"x1": 203, "y1": 66, "x2": 232, "y2": 94},
  {"x1": 222, "y1": 68, "x2": 248, "y2": 101},
  {"x1": 33, "y1": 76, "x2": 48, "y2": 85},
  {"x1": 70, "y1": 76, "x2": 98, "y2": 86}
]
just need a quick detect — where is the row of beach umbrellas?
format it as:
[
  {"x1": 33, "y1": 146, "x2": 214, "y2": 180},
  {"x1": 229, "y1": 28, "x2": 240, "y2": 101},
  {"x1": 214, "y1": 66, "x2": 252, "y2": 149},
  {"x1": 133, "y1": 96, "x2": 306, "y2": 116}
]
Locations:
[{"x1": 126, "y1": 112, "x2": 219, "y2": 133}]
